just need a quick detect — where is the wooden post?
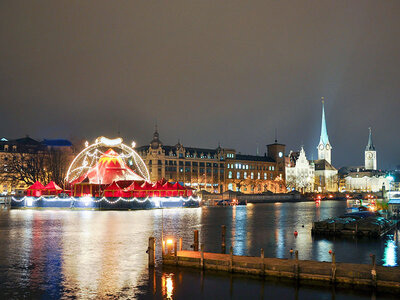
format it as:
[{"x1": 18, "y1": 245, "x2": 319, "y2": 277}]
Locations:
[
  {"x1": 355, "y1": 223, "x2": 358, "y2": 235},
  {"x1": 148, "y1": 237, "x2": 155, "y2": 267},
  {"x1": 174, "y1": 241, "x2": 178, "y2": 257},
  {"x1": 331, "y1": 252, "x2": 336, "y2": 283},
  {"x1": 260, "y1": 248, "x2": 265, "y2": 276},
  {"x1": 221, "y1": 225, "x2": 226, "y2": 254},
  {"x1": 194, "y1": 230, "x2": 199, "y2": 251},
  {"x1": 371, "y1": 254, "x2": 377, "y2": 287},
  {"x1": 294, "y1": 250, "x2": 299, "y2": 280},
  {"x1": 174, "y1": 240, "x2": 178, "y2": 265},
  {"x1": 229, "y1": 246, "x2": 233, "y2": 272},
  {"x1": 179, "y1": 237, "x2": 183, "y2": 251},
  {"x1": 200, "y1": 244, "x2": 204, "y2": 269}
]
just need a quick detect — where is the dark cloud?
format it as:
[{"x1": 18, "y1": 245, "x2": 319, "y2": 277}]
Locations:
[{"x1": 0, "y1": 1, "x2": 399, "y2": 169}]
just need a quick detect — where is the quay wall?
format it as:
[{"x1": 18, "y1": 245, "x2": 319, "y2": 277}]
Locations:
[{"x1": 163, "y1": 250, "x2": 400, "y2": 292}]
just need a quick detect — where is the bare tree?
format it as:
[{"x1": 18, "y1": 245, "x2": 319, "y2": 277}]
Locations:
[
  {"x1": 0, "y1": 147, "x2": 73, "y2": 187},
  {"x1": 0, "y1": 151, "x2": 48, "y2": 186}
]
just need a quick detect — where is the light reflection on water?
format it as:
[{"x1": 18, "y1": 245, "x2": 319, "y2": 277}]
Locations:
[{"x1": 0, "y1": 202, "x2": 398, "y2": 299}]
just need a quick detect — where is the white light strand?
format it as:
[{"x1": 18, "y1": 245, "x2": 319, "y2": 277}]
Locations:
[{"x1": 12, "y1": 196, "x2": 200, "y2": 204}]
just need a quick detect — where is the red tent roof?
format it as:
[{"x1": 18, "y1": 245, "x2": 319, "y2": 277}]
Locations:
[
  {"x1": 104, "y1": 181, "x2": 122, "y2": 191},
  {"x1": 172, "y1": 182, "x2": 186, "y2": 190},
  {"x1": 85, "y1": 149, "x2": 145, "y2": 185},
  {"x1": 152, "y1": 182, "x2": 164, "y2": 189},
  {"x1": 44, "y1": 181, "x2": 63, "y2": 190},
  {"x1": 162, "y1": 182, "x2": 174, "y2": 190},
  {"x1": 27, "y1": 181, "x2": 45, "y2": 190},
  {"x1": 141, "y1": 182, "x2": 154, "y2": 190},
  {"x1": 125, "y1": 181, "x2": 143, "y2": 191}
]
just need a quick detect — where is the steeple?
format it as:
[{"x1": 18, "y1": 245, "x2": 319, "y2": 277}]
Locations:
[
  {"x1": 364, "y1": 127, "x2": 377, "y2": 170},
  {"x1": 150, "y1": 124, "x2": 162, "y2": 149},
  {"x1": 319, "y1": 97, "x2": 330, "y2": 146},
  {"x1": 365, "y1": 127, "x2": 375, "y2": 151},
  {"x1": 317, "y1": 97, "x2": 332, "y2": 164}
]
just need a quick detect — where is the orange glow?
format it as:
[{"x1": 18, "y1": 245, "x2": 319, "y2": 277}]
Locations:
[{"x1": 166, "y1": 239, "x2": 174, "y2": 245}]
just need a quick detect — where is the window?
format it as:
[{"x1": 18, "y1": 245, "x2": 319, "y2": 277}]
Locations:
[
  {"x1": 258, "y1": 172, "x2": 261, "y2": 179},
  {"x1": 228, "y1": 171, "x2": 232, "y2": 179},
  {"x1": 237, "y1": 172, "x2": 240, "y2": 179},
  {"x1": 228, "y1": 183, "x2": 233, "y2": 190},
  {"x1": 251, "y1": 172, "x2": 254, "y2": 179},
  {"x1": 264, "y1": 173, "x2": 267, "y2": 180},
  {"x1": 244, "y1": 172, "x2": 247, "y2": 179}
]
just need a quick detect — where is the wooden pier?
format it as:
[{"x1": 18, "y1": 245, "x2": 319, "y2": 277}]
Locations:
[
  {"x1": 147, "y1": 228, "x2": 400, "y2": 293},
  {"x1": 161, "y1": 249, "x2": 400, "y2": 292}
]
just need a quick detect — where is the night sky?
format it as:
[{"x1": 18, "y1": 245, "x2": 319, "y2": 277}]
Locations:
[{"x1": 1, "y1": 1, "x2": 399, "y2": 169}]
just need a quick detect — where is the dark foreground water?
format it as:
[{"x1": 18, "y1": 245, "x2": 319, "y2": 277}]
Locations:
[{"x1": 0, "y1": 201, "x2": 399, "y2": 299}]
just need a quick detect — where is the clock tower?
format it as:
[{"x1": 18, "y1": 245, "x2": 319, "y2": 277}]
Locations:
[
  {"x1": 365, "y1": 127, "x2": 377, "y2": 170},
  {"x1": 317, "y1": 98, "x2": 332, "y2": 164}
]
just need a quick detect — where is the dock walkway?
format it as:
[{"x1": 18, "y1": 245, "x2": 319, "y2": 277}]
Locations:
[{"x1": 162, "y1": 249, "x2": 400, "y2": 292}]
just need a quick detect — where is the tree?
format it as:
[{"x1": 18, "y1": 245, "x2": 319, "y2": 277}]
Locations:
[
  {"x1": 0, "y1": 147, "x2": 73, "y2": 188},
  {"x1": 0, "y1": 151, "x2": 48, "y2": 186}
]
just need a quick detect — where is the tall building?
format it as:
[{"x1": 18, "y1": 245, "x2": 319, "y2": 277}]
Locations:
[
  {"x1": 365, "y1": 127, "x2": 377, "y2": 170},
  {"x1": 285, "y1": 147, "x2": 315, "y2": 192},
  {"x1": 317, "y1": 99, "x2": 332, "y2": 164},
  {"x1": 339, "y1": 128, "x2": 388, "y2": 192},
  {"x1": 314, "y1": 99, "x2": 338, "y2": 192},
  {"x1": 137, "y1": 128, "x2": 286, "y2": 193}
]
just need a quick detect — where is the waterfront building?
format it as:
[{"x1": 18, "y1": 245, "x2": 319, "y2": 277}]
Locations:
[
  {"x1": 365, "y1": 127, "x2": 377, "y2": 170},
  {"x1": 0, "y1": 136, "x2": 73, "y2": 195},
  {"x1": 137, "y1": 128, "x2": 286, "y2": 193},
  {"x1": 313, "y1": 100, "x2": 338, "y2": 192},
  {"x1": 339, "y1": 128, "x2": 390, "y2": 192},
  {"x1": 285, "y1": 147, "x2": 315, "y2": 192}
]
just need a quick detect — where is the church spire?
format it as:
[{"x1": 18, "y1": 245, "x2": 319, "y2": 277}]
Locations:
[
  {"x1": 366, "y1": 127, "x2": 375, "y2": 151},
  {"x1": 319, "y1": 97, "x2": 330, "y2": 145}
]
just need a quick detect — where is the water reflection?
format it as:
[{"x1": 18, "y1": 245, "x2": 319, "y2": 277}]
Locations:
[
  {"x1": 0, "y1": 203, "x2": 399, "y2": 299},
  {"x1": 232, "y1": 206, "x2": 248, "y2": 255},
  {"x1": 383, "y1": 236, "x2": 397, "y2": 267},
  {"x1": 161, "y1": 273, "x2": 174, "y2": 299}
]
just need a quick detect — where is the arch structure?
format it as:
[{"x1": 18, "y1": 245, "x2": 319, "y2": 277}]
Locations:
[{"x1": 65, "y1": 137, "x2": 150, "y2": 185}]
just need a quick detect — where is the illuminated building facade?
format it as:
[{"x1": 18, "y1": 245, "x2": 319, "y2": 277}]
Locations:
[
  {"x1": 285, "y1": 147, "x2": 315, "y2": 192},
  {"x1": 339, "y1": 128, "x2": 390, "y2": 192},
  {"x1": 314, "y1": 100, "x2": 338, "y2": 192},
  {"x1": 0, "y1": 137, "x2": 73, "y2": 195},
  {"x1": 137, "y1": 129, "x2": 286, "y2": 193}
]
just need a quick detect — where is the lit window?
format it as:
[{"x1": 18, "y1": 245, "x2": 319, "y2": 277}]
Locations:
[
  {"x1": 228, "y1": 171, "x2": 232, "y2": 179},
  {"x1": 228, "y1": 183, "x2": 233, "y2": 190},
  {"x1": 244, "y1": 172, "x2": 247, "y2": 179},
  {"x1": 258, "y1": 172, "x2": 261, "y2": 179},
  {"x1": 251, "y1": 172, "x2": 254, "y2": 179},
  {"x1": 264, "y1": 173, "x2": 267, "y2": 180},
  {"x1": 237, "y1": 172, "x2": 240, "y2": 179}
]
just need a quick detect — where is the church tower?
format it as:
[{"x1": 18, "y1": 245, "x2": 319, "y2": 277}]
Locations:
[
  {"x1": 365, "y1": 127, "x2": 377, "y2": 170},
  {"x1": 317, "y1": 98, "x2": 332, "y2": 164}
]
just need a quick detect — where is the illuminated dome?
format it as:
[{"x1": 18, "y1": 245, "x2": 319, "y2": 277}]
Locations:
[{"x1": 66, "y1": 137, "x2": 150, "y2": 184}]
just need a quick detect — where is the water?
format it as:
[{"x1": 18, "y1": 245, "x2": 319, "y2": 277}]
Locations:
[{"x1": 0, "y1": 201, "x2": 398, "y2": 299}]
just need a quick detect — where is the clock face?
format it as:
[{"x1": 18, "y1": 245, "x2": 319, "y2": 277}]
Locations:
[
  {"x1": 278, "y1": 151, "x2": 283, "y2": 158},
  {"x1": 319, "y1": 144, "x2": 324, "y2": 150},
  {"x1": 326, "y1": 144, "x2": 330, "y2": 150},
  {"x1": 367, "y1": 152, "x2": 373, "y2": 159}
]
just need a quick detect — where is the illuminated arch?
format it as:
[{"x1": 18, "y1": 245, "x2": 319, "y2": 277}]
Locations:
[{"x1": 65, "y1": 137, "x2": 150, "y2": 184}]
